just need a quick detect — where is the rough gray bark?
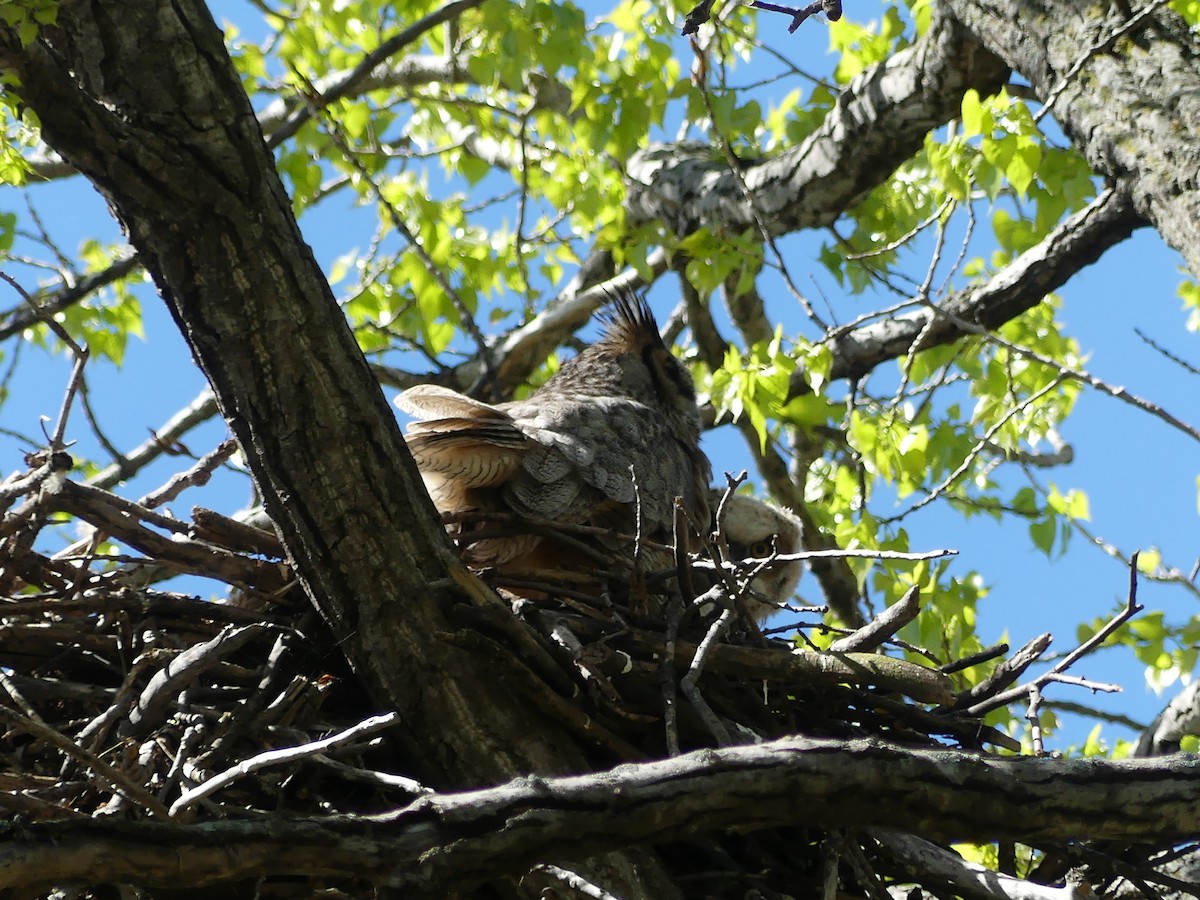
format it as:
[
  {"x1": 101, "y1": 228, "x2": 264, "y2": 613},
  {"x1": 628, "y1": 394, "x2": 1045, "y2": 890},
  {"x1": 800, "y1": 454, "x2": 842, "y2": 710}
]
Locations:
[
  {"x1": 2, "y1": 736, "x2": 1198, "y2": 893},
  {"x1": 944, "y1": 0, "x2": 1200, "y2": 277}
]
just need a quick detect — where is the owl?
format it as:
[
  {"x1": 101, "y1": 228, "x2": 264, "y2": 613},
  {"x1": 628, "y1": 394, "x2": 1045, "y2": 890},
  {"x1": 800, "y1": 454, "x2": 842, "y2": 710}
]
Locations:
[
  {"x1": 396, "y1": 290, "x2": 712, "y2": 568},
  {"x1": 713, "y1": 493, "x2": 804, "y2": 622}
]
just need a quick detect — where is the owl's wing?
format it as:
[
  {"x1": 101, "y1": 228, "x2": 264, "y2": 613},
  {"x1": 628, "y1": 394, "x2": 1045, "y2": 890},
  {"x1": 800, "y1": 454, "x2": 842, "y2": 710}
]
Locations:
[
  {"x1": 395, "y1": 384, "x2": 503, "y2": 420},
  {"x1": 405, "y1": 423, "x2": 528, "y2": 489},
  {"x1": 396, "y1": 387, "x2": 531, "y2": 490}
]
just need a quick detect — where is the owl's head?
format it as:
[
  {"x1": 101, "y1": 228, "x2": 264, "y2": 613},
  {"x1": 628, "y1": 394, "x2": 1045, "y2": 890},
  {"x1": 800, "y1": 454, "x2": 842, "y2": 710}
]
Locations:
[
  {"x1": 598, "y1": 289, "x2": 701, "y2": 431},
  {"x1": 716, "y1": 492, "x2": 804, "y2": 620}
]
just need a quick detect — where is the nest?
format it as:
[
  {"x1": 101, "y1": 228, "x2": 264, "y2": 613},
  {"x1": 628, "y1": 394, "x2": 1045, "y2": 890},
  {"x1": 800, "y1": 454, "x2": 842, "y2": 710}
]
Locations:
[{"x1": 0, "y1": 449, "x2": 1175, "y2": 898}]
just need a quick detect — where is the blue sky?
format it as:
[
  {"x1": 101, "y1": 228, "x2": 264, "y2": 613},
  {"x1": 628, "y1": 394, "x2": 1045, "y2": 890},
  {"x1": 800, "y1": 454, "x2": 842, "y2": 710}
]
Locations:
[{"x1": 2, "y1": 0, "x2": 1197, "y2": 749}]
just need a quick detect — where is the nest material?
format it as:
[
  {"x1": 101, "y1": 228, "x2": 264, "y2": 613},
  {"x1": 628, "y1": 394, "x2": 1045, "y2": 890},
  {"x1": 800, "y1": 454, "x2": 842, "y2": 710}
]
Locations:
[{"x1": 0, "y1": 454, "x2": 1174, "y2": 898}]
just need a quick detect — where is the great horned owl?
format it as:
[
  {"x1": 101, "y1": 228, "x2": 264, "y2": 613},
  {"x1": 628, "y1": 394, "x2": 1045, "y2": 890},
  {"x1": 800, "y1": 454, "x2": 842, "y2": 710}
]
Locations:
[
  {"x1": 396, "y1": 291, "x2": 712, "y2": 567},
  {"x1": 715, "y1": 493, "x2": 804, "y2": 622}
]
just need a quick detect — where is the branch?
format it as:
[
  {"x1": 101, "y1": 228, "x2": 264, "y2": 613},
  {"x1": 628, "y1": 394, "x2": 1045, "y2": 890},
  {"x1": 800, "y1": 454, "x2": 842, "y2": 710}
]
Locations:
[
  {"x1": 626, "y1": 9, "x2": 1009, "y2": 237},
  {"x1": 808, "y1": 186, "x2": 1141, "y2": 390},
  {"x1": 2, "y1": 737, "x2": 1199, "y2": 892}
]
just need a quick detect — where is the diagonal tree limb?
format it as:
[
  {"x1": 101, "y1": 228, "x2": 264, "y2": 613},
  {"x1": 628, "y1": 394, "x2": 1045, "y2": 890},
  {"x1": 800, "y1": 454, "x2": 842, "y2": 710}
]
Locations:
[
  {"x1": 792, "y1": 185, "x2": 1142, "y2": 394},
  {"x1": 624, "y1": 9, "x2": 1009, "y2": 238}
]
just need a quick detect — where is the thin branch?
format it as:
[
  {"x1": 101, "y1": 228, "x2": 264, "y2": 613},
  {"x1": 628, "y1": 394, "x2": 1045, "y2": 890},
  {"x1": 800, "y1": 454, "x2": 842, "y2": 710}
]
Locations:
[{"x1": 170, "y1": 712, "x2": 401, "y2": 816}]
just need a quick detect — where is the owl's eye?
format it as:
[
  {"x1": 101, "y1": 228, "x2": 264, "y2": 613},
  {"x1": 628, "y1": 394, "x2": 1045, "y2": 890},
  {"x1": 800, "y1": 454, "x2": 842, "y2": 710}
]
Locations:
[{"x1": 747, "y1": 538, "x2": 775, "y2": 558}]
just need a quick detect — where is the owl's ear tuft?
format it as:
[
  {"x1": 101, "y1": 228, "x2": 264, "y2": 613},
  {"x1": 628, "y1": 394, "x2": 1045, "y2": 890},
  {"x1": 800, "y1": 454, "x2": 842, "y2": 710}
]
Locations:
[{"x1": 599, "y1": 287, "x2": 663, "y2": 351}]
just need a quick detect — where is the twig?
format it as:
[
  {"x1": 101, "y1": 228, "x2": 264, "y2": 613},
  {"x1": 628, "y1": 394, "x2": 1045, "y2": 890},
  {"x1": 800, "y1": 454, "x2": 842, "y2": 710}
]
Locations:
[
  {"x1": 1134, "y1": 327, "x2": 1200, "y2": 378},
  {"x1": 123, "y1": 624, "x2": 276, "y2": 738},
  {"x1": 139, "y1": 438, "x2": 239, "y2": 509},
  {"x1": 829, "y1": 584, "x2": 920, "y2": 652},
  {"x1": 680, "y1": 607, "x2": 735, "y2": 746},
  {"x1": 88, "y1": 388, "x2": 220, "y2": 490},
  {"x1": 170, "y1": 712, "x2": 401, "y2": 816},
  {"x1": 940, "y1": 642, "x2": 1009, "y2": 676},
  {"x1": 749, "y1": 0, "x2": 843, "y2": 33},
  {"x1": 534, "y1": 865, "x2": 623, "y2": 900},
  {"x1": 1027, "y1": 684, "x2": 1044, "y2": 757},
  {"x1": 309, "y1": 755, "x2": 431, "y2": 795},
  {"x1": 966, "y1": 555, "x2": 1144, "y2": 716},
  {"x1": 953, "y1": 633, "x2": 1052, "y2": 713}
]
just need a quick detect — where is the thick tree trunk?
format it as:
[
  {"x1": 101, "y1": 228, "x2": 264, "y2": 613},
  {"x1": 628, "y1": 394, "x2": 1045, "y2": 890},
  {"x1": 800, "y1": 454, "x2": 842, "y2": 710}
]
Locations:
[{"x1": 0, "y1": 4, "x2": 677, "y2": 895}]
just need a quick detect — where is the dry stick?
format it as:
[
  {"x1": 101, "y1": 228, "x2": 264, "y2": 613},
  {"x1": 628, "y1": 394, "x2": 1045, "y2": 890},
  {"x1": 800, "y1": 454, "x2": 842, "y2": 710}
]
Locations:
[
  {"x1": 88, "y1": 387, "x2": 219, "y2": 489},
  {"x1": 679, "y1": 606, "x2": 735, "y2": 746},
  {"x1": 0, "y1": 459, "x2": 59, "y2": 507},
  {"x1": 533, "y1": 865, "x2": 621, "y2": 900},
  {"x1": 663, "y1": 501, "x2": 693, "y2": 757},
  {"x1": 0, "y1": 704, "x2": 170, "y2": 819},
  {"x1": 49, "y1": 482, "x2": 290, "y2": 592},
  {"x1": 874, "y1": 832, "x2": 1080, "y2": 900},
  {"x1": 309, "y1": 755, "x2": 431, "y2": 796},
  {"x1": 0, "y1": 667, "x2": 47, "y2": 724},
  {"x1": 692, "y1": 547, "x2": 957, "y2": 568},
  {"x1": 951, "y1": 633, "x2": 1053, "y2": 711},
  {"x1": 139, "y1": 438, "x2": 239, "y2": 509},
  {"x1": 169, "y1": 712, "x2": 402, "y2": 817},
  {"x1": 965, "y1": 553, "x2": 1145, "y2": 717},
  {"x1": 190, "y1": 507, "x2": 287, "y2": 558},
  {"x1": 123, "y1": 624, "x2": 275, "y2": 737},
  {"x1": 710, "y1": 472, "x2": 748, "y2": 568},
  {"x1": 939, "y1": 641, "x2": 1009, "y2": 676},
  {"x1": 1027, "y1": 684, "x2": 1045, "y2": 757},
  {"x1": 829, "y1": 584, "x2": 920, "y2": 653}
]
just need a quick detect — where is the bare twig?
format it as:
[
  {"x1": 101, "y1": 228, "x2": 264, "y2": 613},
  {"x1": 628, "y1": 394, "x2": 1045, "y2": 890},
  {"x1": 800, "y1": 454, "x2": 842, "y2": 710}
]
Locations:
[
  {"x1": 170, "y1": 712, "x2": 401, "y2": 816},
  {"x1": 830, "y1": 585, "x2": 920, "y2": 653}
]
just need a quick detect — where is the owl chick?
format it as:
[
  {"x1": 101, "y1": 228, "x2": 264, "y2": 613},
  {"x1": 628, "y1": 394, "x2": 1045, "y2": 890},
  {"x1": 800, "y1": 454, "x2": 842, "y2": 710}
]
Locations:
[
  {"x1": 711, "y1": 493, "x2": 804, "y2": 623},
  {"x1": 396, "y1": 290, "x2": 712, "y2": 567}
]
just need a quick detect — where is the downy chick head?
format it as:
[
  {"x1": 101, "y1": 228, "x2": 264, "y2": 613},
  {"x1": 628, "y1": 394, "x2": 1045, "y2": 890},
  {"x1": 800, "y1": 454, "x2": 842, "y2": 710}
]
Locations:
[{"x1": 715, "y1": 492, "x2": 804, "y2": 622}]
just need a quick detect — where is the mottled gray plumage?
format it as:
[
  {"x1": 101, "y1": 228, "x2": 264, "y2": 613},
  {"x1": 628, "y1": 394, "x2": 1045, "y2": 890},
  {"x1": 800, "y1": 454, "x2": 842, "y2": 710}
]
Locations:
[{"x1": 396, "y1": 291, "x2": 712, "y2": 566}]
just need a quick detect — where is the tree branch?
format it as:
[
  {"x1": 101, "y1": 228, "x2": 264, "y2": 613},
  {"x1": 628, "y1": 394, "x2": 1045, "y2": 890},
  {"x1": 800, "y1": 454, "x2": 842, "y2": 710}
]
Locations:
[{"x1": 1, "y1": 736, "x2": 1198, "y2": 893}]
